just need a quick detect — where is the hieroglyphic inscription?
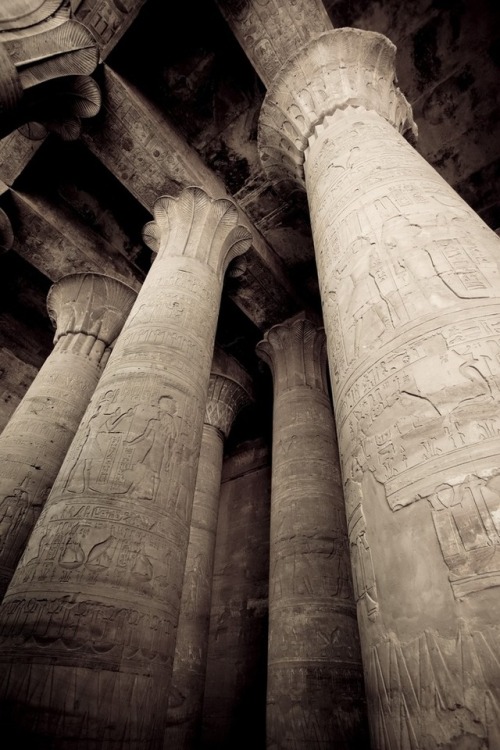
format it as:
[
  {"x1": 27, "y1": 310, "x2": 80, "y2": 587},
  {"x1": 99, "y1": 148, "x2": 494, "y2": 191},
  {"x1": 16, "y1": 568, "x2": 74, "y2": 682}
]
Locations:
[
  {"x1": 257, "y1": 317, "x2": 367, "y2": 747},
  {"x1": 217, "y1": 0, "x2": 331, "y2": 86},
  {"x1": 73, "y1": 0, "x2": 149, "y2": 58},
  {"x1": 0, "y1": 274, "x2": 136, "y2": 598},
  {"x1": 305, "y1": 106, "x2": 500, "y2": 600},
  {"x1": 0, "y1": 188, "x2": 251, "y2": 745}
]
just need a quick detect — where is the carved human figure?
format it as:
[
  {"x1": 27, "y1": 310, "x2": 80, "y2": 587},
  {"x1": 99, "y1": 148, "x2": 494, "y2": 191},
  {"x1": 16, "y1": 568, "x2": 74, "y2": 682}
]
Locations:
[
  {"x1": 165, "y1": 351, "x2": 253, "y2": 749},
  {"x1": 257, "y1": 315, "x2": 368, "y2": 749},
  {"x1": 0, "y1": 272, "x2": 136, "y2": 599},
  {"x1": 0, "y1": 187, "x2": 251, "y2": 746},
  {"x1": 254, "y1": 22, "x2": 500, "y2": 749}
]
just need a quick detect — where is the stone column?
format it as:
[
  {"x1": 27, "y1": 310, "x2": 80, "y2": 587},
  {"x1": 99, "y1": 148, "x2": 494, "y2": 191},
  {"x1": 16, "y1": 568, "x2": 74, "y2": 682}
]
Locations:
[
  {"x1": 0, "y1": 272, "x2": 136, "y2": 599},
  {"x1": 258, "y1": 28, "x2": 500, "y2": 748},
  {"x1": 0, "y1": 187, "x2": 251, "y2": 747},
  {"x1": 166, "y1": 350, "x2": 252, "y2": 748},
  {"x1": 256, "y1": 315, "x2": 368, "y2": 749}
]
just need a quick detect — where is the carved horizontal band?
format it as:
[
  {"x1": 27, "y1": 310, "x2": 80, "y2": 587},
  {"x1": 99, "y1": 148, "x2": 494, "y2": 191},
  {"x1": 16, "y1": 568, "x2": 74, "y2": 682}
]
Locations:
[{"x1": 258, "y1": 28, "x2": 417, "y2": 186}]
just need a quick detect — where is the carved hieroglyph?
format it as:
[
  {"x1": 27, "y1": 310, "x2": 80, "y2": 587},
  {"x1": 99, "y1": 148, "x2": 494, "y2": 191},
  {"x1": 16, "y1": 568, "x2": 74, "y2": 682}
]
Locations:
[
  {"x1": 72, "y1": 0, "x2": 150, "y2": 59},
  {"x1": 257, "y1": 315, "x2": 368, "y2": 749},
  {"x1": 0, "y1": 9, "x2": 100, "y2": 140},
  {"x1": 165, "y1": 351, "x2": 253, "y2": 748},
  {"x1": 259, "y1": 28, "x2": 500, "y2": 748},
  {"x1": 215, "y1": 0, "x2": 332, "y2": 87},
  {"x1": 0, "y1": 187, "x2": 251, "y2": 746},
  {"x1": 0, "y1": 272, "x2": 136, "y2": 600}
]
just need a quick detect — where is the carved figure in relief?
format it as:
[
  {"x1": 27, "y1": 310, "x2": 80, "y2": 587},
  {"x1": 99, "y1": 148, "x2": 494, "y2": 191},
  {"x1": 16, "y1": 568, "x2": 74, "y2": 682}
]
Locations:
[
  {"x1": 0, "y1": 484, "x2": 35, "y2": 562},
  {"x1": 335, "y1": 236, "x2": 394, "y2": 361},
  {"x1": 330, "y1": 530, "x2": 354, "y2": 600},
  {"x1": 344, "y1": 455, "x2": 379, "y2": 620},
  {"x1": 382, "y1": 216, "x2": 458, "y2": 314},
  {"x1": 423, "y1": 474, "x2": 500, "y2": 597},
  {"x1": 66, "y1": 389, "x2": 119, "y2": 492},
  {"x1": 122, "y1": 395, "x2": 178, "y2": 501}
]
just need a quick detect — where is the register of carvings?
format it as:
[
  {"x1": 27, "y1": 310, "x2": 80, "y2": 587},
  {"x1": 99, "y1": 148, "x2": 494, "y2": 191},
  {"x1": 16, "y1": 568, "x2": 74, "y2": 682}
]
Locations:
[
  {"x1": 257, "y1": 26, "x2": 500, "y2": 748},
  {"x1": 257, "y1": 315, "x2": 369, "y2": 748},
  {"x1": 0, "y1": 187, "x2": 251, "y2": 745},
  {"x1": 0, "y1": 272, "x2": 136, "y2": 599}
]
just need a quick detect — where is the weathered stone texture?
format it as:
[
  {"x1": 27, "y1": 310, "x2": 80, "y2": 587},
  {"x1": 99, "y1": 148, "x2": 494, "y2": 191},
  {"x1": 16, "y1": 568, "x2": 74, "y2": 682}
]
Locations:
[
  {"x1": 202, "y1": 441, "x2": 270, "y2": 750},
  {"x1": 166, "y1": 356, "x2": 252, "y2": 748},
  {"x1": 0, "y1": 272, "x2": 136, "y2": 599},
  {"x1": 257, "y1": 315, "x2": 368, "y2": 748},
  {"x1": 259, "y1": 25, "x2": 500, "y2": 749},
  {"x1": 216, "y1": 0, "x2": 332, "y2": 87},
  {"x1": 0, "y1": 187, "x2": 251, "y2": 746},
  {"x1": 0, "y1": 347, "x2": 37, "y2": 433}
]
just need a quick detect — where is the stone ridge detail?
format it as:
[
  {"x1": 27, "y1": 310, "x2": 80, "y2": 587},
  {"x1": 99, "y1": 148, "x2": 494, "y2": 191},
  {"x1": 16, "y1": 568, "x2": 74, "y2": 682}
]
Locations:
[
  {"x1": 142, "y1": 186, "x2": 252, "y2": 278},
  {"x1": 258, "y1": 28, "x2": 417, "y2": 187},
  {"x1": 0, "y1": 272, "x2": 136, "y2": 600},
  {"x1": 256, "y1": 315, "x2": 328, "y2": 392},
  {"x1": 205, "y1": 373, "x2": 252, "y2": 438},
  {"x1": 47, "y1": 272, "x2": 137, "y2": 346},
  {"x1": 0, "y1": 18, "x2": 100, "y2": 140}
]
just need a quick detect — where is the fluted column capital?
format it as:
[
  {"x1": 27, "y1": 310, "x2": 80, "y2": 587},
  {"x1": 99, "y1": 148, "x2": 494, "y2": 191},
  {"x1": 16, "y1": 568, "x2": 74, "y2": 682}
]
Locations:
[
  {"x1": 47, "y1": 272, "x2": 137, "y2": 345},
  {"x1": 142, "y1": 187, "x2": 252, "y2": 278},
  {"x1": 0, "y1": 19, "x2": 101, "y2": 140},
  {"x1": 256, "y1": 313, "x2": 327, "y2": 392},
  {"x1": 205, "y1": 351, "x2": 253, "y2": 438},
  {"x1": 258, "y1": 28, "x2": 417, "y2": 187},
  {"x1": 215, "y1": 0, "x2": 332, "y2": 88}
]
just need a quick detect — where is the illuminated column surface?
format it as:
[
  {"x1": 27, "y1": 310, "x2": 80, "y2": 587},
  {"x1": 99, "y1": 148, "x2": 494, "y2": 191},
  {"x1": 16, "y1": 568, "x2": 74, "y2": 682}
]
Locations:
[
  {"x1": 0, "y1": 187, "x2": 251, "y2": 748},
  {"x1": 166, "y1": 351, "x2": 253, "y2": 748},
  {"x1": 259, "y1": 27, "x2": 500, "y2": 748},
  {"x1": 257, "y1": 314, "x2": 368, "y2": 749},
  {"x1": 0, "y1": 272, "x2": 136, "y2": 599}
]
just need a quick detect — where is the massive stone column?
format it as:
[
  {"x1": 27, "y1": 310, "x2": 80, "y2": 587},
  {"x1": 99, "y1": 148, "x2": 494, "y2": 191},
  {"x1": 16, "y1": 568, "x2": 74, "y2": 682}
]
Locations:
[
  {"x1": 166, "y1": 350, "x2": 252, "y2": 748},
  {"x1": 0, "y1": 186, "x2": 251, "y2": 747},
  {"x1": 258, "y1": 27, "x2": 500, "y2": 749},
  {"x1": 256, "y1": 315, "x2": 368, "y2": 749},
  {"x1": 0, "y1": 272, "x2": 136, "y2": 599}
]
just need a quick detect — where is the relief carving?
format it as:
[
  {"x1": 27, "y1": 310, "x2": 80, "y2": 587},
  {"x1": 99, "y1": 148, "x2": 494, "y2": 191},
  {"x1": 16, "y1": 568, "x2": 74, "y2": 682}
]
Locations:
[
  {"x1": 368, "y1": 624, "x2": 500, "y2": 749},
  {"x1": 0, "y1": 16, "x2": 101, "y2": 140},
  {"x1": 424, "y1": 474, "x2": 500, "y2": 598}
]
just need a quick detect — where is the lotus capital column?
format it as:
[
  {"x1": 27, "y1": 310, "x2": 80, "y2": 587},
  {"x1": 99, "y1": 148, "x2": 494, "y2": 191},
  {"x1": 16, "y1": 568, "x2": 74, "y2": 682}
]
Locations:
[
  {"x1": 0, "y1": 272, "x2": 136, "y2": 599},
  {"x1": 259, "y1": 27, "x2": 500, "y2": 748},
  {"x1": 257, "y1": 314, "x2": 368, "y2": 748},
  {"x1": 166, "y1": 350, "x2": 253, "y2": 748},
  {"x1": 0, "y1": 187, "x2": 252, "y2": 747}
]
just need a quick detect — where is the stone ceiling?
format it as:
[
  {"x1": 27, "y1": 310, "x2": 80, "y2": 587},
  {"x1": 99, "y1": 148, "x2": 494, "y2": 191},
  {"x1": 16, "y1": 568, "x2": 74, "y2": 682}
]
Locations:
[{"x1": 0, "y1": 0, "x2": 499, "y2": 447}]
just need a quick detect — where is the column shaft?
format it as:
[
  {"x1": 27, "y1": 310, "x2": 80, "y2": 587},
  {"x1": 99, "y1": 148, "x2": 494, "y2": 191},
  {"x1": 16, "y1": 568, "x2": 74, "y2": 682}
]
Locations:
[
  {"x1": 258, "y1": 317, "x2": 368, "y2": 749},
  {"x1": 166, "y1": 422, "x2": 224, "y2": 747},
  {"x1": 305, "y1": 104, "x2": 500, "y2": 745},
  {"x1": 0, "y1": 188, "x2": 251, "y2": 747},
  {"x1": 257, "y1": 27, "x2": 500, "y2": 748},
  {"x1": 166, "y1": 357, "x2": 252, "y2": 748},
  {"x1": 0, "y1": 273, "x2": 136, "y2": 599}
]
